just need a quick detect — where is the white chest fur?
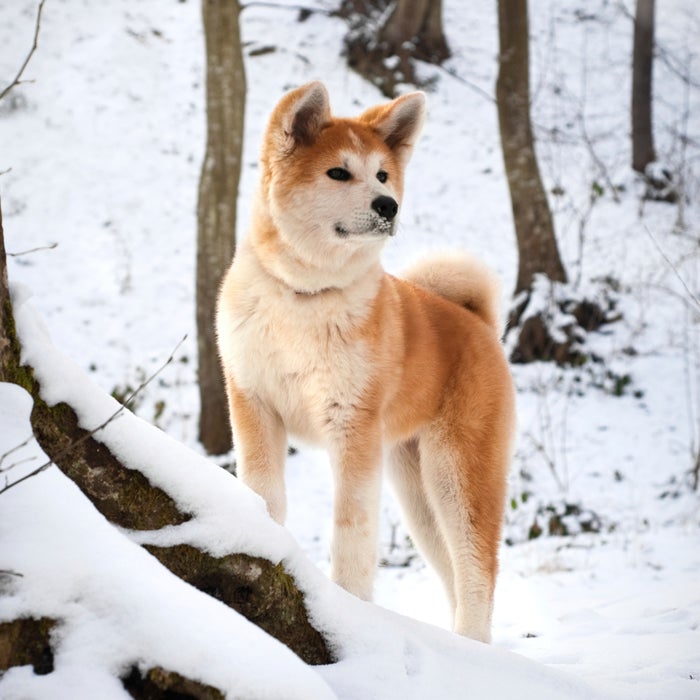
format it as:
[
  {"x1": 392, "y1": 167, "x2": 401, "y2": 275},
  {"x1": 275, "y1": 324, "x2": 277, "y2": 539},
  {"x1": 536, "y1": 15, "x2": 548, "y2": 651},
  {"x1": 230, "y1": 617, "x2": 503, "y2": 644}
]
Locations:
[{"x1": 217, "y1": 248, "x2": 379, "y2": 445}]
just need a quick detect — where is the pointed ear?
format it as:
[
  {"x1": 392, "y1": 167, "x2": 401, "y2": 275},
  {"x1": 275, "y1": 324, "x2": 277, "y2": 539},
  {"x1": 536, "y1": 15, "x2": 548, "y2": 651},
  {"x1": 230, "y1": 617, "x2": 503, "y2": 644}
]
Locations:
[
  {"x1": 270, "y1": 81, "x2": 331, "y2": 151},
  {"x1": 360, "y1": 92, "x2": 426, "y2": 165}
]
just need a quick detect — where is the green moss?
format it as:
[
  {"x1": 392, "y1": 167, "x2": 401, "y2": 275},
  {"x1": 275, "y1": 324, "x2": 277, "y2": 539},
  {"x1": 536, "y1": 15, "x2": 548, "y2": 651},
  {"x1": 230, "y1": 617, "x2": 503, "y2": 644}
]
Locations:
[
  {"x1": 144, "y1": 544, "x2": 334, "y2": 665},
  {"x1": 1, "y1": 296, "x2": 36, "y2": 394}
]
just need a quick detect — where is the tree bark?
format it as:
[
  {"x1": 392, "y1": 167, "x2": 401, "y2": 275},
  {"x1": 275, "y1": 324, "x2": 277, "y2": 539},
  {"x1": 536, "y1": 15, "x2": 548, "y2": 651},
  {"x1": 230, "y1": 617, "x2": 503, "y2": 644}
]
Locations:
[
  {"x1": 0, "y1": 618, "x2": 56, "y2": 676},
  {"x1": 380, "y1": 0, "x2": 450, "y2": 65},
  {"x1": 0, "y1": 204, "x2": 332, "y2": 667},
  {"x1": 122, "y1": 666, "x2": 225, "y2": 700},
  {"x1": 631, "y1": 0, "x2": 656, "y2": 173},
  {"x1": 496, "y1": 0, "x2": 567, "y2": 295},
  {"x1": 196, "y1": 0, "x2": 246, "y2": 455},
  {"x1": 343, "y1": 0, "x2": 449, "y2": 97}
]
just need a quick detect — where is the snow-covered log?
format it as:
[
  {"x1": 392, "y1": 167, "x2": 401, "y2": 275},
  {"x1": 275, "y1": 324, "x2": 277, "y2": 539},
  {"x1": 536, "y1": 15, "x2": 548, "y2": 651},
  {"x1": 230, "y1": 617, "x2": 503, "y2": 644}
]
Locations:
[{"x1": 0, "y1": 207, "x2": 331, "y2": 670}]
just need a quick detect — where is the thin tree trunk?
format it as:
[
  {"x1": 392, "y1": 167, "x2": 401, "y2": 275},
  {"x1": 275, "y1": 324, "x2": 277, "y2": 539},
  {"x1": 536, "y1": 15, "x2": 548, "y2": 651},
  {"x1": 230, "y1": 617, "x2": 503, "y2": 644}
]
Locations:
[
  {"x1": 380, "y1": 0, "x2": 449, "y2": 64},
  {"x1": 197, "y1": 0, "x2": 246, "y2": 455},
  {"x1": 631, "y1": 0, "x2": 656, "y2": 173},
  {"x1": 344, "y1": 0, "x2": 449, "y2": 97},
  {"x1": 416, "y1": 0, "x2": 450, "y2": 63},
  {"x1": 380, "y1": 0, "x2": 429, "y2": 48},
  {"x1": 496, "y1": 0, "x2": 567, "y2": 295}
]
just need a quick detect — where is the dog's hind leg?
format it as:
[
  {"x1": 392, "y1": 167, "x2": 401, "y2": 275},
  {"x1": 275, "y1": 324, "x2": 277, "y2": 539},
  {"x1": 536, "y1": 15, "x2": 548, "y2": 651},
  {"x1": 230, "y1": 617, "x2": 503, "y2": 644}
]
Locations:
[
  {"x1": 387, "y1": 438, "x2": 456, "y2": 611},
  {"x1": 418, "y1": 424, "x2": 509, "y2": 643}
]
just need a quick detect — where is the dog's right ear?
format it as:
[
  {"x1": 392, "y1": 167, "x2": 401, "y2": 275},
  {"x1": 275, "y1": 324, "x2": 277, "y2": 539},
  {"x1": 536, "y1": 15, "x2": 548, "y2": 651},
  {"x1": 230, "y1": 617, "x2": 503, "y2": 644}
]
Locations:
[{"x1": 269, "y1": 82, "x2": 331, "y2": 153}]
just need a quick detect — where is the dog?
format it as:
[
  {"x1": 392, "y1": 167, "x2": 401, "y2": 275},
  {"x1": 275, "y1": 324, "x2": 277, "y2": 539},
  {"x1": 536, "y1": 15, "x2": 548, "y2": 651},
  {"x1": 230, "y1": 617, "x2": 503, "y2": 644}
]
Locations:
[{"x1": 216, "y1": 82, "x2": 515, "y2": 643}]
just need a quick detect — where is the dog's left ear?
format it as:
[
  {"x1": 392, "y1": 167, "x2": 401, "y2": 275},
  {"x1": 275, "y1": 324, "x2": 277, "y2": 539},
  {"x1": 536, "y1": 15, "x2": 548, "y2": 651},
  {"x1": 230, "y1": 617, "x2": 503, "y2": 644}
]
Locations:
[
  {"x1": 360, "y1": 92, "x2": 426, "y2": 165},
  {"x1": 269, "y1": 81, "x2": 332, "y2": 153}
]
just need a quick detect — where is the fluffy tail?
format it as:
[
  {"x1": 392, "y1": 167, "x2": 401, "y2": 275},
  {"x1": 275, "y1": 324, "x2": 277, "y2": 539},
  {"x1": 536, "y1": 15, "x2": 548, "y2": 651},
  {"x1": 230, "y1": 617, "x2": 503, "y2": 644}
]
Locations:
[{"x1": 401, "y1": 252, "x2": 503, "y2": 334}]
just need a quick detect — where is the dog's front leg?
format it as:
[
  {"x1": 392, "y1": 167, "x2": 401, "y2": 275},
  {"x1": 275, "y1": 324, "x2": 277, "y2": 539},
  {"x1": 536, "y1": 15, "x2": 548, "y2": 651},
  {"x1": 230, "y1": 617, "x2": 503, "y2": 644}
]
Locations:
[
  {"x1": 328, "y1": 427, "x2": 383, "y2": 601},
  {"x1": 226, "y1": 378, "x2": 288, "y2": 523}
]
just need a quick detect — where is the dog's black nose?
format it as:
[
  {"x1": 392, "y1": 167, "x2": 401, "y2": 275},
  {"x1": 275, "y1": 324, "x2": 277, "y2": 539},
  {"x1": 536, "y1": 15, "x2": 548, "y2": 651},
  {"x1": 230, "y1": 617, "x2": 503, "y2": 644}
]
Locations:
[{"x1": 372, "y1": 195, "x2": 398, "y2": 221}]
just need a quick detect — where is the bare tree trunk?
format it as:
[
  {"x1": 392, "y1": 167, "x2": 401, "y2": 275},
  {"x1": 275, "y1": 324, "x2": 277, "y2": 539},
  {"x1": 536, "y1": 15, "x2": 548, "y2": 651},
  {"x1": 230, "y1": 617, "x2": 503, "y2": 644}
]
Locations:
[
  {"x1": 197, "y1": 0, "x2": 246, "y2": 455},
  {"x1": 380, "y1": 0, "x2": 450, "y2": 64},
  {"x1": 496, "y1": 0, "x2": 566, "y2": 295},
  {"x1": 343, "y1": 0, "x2": 449, "y2": 97},
  {"x1": 631, "y1": 0, "x2": 656, "y2": 173}
]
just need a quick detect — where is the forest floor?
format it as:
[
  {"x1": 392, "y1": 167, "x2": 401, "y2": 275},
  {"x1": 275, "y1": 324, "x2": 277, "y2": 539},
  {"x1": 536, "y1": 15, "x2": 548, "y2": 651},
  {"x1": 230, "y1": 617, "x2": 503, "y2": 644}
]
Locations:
[{"x1": 1, "y1": 0, "x2": 699, "y2": 697}]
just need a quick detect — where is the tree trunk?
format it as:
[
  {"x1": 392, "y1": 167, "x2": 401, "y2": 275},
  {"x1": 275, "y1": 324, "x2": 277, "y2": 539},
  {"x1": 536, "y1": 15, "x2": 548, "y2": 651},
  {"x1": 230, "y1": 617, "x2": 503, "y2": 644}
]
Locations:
[
  {"x1": 0, "y1": 204, "x2": 332, "y2": 668},
  {"x1": 343, "y1": 0, "x2": 449, "y2": 97},
  {"x1": 197, "y1": 0, "x2": 246, "y2": 455},
  {"x1": 631, "y1": 0, "x2": 656, "y2": 173},
  {"x1": 380, "y1": 0, "x2": 450, "y2": 64},
  {"x1": 495, "y1": 0, "x2": 567, "y2": 295}
]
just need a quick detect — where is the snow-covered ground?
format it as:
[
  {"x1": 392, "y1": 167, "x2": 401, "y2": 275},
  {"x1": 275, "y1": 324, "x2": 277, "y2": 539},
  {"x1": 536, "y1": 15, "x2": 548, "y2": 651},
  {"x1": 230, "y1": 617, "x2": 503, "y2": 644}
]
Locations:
[{"x1": 1, "y1": 0, "x2": 699, "y2": 698}]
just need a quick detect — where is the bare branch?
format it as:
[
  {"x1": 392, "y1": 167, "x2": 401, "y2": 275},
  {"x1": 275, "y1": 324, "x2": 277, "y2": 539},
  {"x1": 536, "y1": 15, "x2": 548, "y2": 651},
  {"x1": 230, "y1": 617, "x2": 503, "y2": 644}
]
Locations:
[
  {"x1": 0, "y1": 0, "x2": 47, "y2": 102},
  {"x1": 644, "y1": 224, "x2": 700, "y2": 314},
  {"x1": 440, "y1": 65, "x2": 496, "y2": 105},
  {"x1": 1, "y1": 459, "x2": 51, "y2": 495},
  {"x1": 0, "y1": 433, "x2": 36, "y2": 470},
  {"x1": 7, "y1": 242, "x2": 58, "y2": 257},
  {"x1": 0, "y1": 570, "x2": 24, "y2": 578}
]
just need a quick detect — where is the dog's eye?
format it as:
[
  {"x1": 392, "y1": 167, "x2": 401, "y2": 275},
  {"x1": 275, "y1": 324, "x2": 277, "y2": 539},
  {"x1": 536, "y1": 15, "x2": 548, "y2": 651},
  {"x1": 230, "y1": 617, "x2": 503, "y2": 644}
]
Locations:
[
  {"x1": 376, "y1": 170, "x2": 388, "y2": 183},
  {"x1": 327, "y1": 167, "x2": 351, "y2": 181}
]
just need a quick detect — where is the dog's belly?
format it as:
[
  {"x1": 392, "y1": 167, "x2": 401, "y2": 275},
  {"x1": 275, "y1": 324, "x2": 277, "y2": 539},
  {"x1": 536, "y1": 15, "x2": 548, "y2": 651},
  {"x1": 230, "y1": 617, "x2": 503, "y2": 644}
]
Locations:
[{"x1": 230, "y1": 307, "x2": 372, "y2": 445}]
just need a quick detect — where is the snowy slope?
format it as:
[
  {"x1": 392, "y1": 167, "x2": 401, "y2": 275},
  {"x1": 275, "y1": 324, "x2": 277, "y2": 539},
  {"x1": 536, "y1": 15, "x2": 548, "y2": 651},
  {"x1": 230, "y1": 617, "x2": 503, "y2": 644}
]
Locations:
[
  {"x1": 1, "y1": 0, "x2": 699, "y2": 697},
  {"x1": 1, "y1": 298, "x2": 606, "y2": 699}
]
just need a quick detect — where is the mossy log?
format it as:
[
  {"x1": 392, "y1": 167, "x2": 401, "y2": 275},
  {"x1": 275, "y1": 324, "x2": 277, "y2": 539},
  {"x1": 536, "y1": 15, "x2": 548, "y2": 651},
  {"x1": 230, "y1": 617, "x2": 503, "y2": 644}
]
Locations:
[
  {"x1": 122, "y1": 666, "x2": 226, "y2": 700},
  {"x1": 144, "y1": 545, "x2": 330, "y2": 665},
  {"x1": 0, "y1": 617, "x2": 56, "y2": 676},
  {"x1": 0, "y1": 204, "x2": 333, "y2": 667}
]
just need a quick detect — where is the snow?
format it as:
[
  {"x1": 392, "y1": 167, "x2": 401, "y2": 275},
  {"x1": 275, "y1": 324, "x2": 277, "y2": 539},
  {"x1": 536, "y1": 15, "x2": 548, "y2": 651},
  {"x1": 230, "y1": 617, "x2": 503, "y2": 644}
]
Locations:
[
  {"x1": 2, "y1": 293, "x2": 610, "y2": 700},
  {"x1": 0, "y1": 387, "x2": 337, "y2": 700},
  {"x1": 1, "y1": 0, "x2": 700, "y2": 698}
]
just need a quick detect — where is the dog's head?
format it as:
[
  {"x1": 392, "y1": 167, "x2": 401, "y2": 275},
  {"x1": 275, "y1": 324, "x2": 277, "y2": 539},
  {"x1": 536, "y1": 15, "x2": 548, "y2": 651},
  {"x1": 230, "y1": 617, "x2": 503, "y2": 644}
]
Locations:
[{"x1": 257, "y1": 82, "x2": 425, "y2": 278}]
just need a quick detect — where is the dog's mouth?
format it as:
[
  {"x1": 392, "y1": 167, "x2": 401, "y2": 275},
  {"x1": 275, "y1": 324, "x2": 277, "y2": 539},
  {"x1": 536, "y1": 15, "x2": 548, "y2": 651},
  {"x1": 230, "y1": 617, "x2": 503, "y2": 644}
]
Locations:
[{"x1": 334, "y1": 215, "x2": 395, "y2": 239}]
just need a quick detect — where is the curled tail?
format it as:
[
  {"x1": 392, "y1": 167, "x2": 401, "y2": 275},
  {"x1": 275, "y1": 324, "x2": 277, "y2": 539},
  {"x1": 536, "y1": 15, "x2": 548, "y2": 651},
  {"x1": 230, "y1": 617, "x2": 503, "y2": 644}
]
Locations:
[{"x1": 401, "y1": 252, "x2": 503, "y2": 334}]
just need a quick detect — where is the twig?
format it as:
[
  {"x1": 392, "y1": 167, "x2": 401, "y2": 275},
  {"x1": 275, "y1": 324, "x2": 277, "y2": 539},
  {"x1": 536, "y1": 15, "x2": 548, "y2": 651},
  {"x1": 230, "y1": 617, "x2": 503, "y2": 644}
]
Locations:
[
  {"x1": 644, "y1": 223, "x2": 700, "y2": 313},
  {"x1": 7, "y1": 242, "x2": 58, "y2": 257},
  {"x1": 439, "y1": 65, "x2": 496, "y2": 104},
  {"x1": 0, "y1": 432, "x2": 36, "y2": 469},
  {"x1": 0, "y1": 334, "x2": 187, "y2": 496},
  {"x1": 0, "y1": 0, "x2": 47, "y2": 102},
  {"x1": 576, "y1": 31, "x2": 621, "y2": 205},
  {"x1": 1, "y1": 459, "x2": 51, "y2": 494}
]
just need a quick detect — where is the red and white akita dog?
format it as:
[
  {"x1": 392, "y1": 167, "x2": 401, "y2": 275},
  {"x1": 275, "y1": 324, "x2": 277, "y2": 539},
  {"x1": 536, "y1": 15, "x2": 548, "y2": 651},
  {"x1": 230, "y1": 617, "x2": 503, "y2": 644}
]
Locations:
[{"x1": 216, "y1": 82, "x2": 515, "y2": 643}]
